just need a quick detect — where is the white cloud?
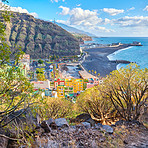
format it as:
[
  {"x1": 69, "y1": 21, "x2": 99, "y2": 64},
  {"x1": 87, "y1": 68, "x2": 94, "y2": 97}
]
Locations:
[
  {"x1": 76, "y1": 4, "x2": 81, "y2": 7},
  {"x1": 58, "y1": 6, "x2": 114, "y2": 34},
  {"x1": 143, "y1": 6, "x2": 148, "y2": 11},
  {"x1": 59, "y1": 6, "x2": 70, "y2": 15},
  {"x1": 103, "y1": 8, "x2": 124, "y2": 16},
  {"x1": 69, "y1": 8, "x2": 102, "y2": 26},
  {"x1": 59, "y1": 7, "x2": 105, "y2": 26},
  {"x1": 113, "y1": 16, "x2": 148, "y2": 27},
  {"x1": 89, "y1": 26, "x2": 115, "y2": 33},
  {"x1": 56, "y1": 19, "x2": 70, "y2": 25},
  {"x1": 0, "y1": 2, "x2": 38, "y2": 18},
  {"x1": 127, "y1": 7, "x2": 135, "y2": 11}
]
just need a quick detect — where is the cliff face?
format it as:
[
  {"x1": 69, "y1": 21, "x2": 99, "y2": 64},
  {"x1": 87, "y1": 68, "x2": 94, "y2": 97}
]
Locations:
[
  {"x1": 4, "y1": 12, "x2": 80, "y2": 59},
  {"x1": 72, "y1": 33, "x2": 92, "y2": 44}
]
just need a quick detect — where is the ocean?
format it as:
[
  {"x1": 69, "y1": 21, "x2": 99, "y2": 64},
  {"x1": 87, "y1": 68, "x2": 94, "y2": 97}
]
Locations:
[{"x1": 85, "y1": 37, "x2": 148, "y2": 70}]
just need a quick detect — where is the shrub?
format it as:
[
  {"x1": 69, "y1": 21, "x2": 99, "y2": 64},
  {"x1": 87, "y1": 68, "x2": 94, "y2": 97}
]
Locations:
[
  {"x1": 76, "y1": 86, "x2": 115, "y2": 124},
  {"x1": 32, "y1": 97, "x2": 73, "y2": 120},
  {"x1": 103, "y1": 64, "x2": 148, "y2": 121}
]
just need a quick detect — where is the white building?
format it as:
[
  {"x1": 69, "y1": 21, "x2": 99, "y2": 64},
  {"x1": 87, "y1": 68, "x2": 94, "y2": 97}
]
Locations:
[
  {"x1": 31, "y1": 80, "x2": 50, "y2": 90},
  {"x1": 19, "y1": 54, "x2": 30, "y2": 70}
]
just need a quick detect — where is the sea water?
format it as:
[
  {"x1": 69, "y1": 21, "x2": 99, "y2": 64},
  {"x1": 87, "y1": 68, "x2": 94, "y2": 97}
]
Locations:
[{"x1": 85, "y1": 37, "x2": 148, "y2": 70}]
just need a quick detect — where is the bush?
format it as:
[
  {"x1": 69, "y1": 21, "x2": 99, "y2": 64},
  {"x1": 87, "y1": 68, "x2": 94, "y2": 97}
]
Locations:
[
  {"x1": 103, "y1": 64, "x2": 148, "y2": 121},
  {"x1": 32, "y1": 97, "x2": 73, "y2": 120},
  {"x1": 76, "y1": 86, "x2": 115, "y2": 124}
]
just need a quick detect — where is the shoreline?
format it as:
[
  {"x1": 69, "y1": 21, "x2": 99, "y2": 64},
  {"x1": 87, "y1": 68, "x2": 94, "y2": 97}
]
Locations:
[{"x1": 82, "y1": 45, "x2": 131, "y2": 77}]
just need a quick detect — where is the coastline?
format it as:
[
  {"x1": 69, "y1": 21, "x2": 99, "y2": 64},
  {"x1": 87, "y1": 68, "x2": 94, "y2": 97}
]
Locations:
[{"x1": 82, "y1": 45, "x2": 131, "y2": 77}]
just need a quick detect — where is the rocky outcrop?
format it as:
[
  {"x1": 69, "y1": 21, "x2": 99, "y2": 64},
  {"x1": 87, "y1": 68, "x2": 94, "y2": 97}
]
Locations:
[
  {"x1": 3, "y1": 11, "x2": 80, "y2": 59},
  {"x1": 2, "y1": 114, "x2": 148, "y2": 148}
]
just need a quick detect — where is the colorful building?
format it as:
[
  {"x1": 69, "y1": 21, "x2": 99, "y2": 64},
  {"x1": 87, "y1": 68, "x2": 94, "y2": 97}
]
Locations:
[
  {"x1": 54, "y1": 79, "x2": 65, "y2": 89},
  {"x1": 57, "y1": 86, "x2": 65, "y2": 98},
  {"x1": 87, "y1": 78, "x2": 103, "y2": 89},
  {"x1": 55, "y1": 78, "x2": 84, "y2": 98},
  {"x1": 72, "y1": 79, "x2": 83, "y2": 93}
]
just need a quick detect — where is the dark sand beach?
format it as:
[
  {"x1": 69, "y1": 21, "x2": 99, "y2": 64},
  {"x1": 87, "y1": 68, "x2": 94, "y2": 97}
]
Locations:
[{"x1": 82, "y1": 45, "x2": 130, "y2": 77}]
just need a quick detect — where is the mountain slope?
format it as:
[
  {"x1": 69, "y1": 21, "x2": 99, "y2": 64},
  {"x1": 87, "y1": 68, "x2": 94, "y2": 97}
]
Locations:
[
  {"x1": 4, "y1": 12, "x2": 80, "y2": 59},
  {"x1": 55, "y1": 22, "x2": 96, "y2": 37}
]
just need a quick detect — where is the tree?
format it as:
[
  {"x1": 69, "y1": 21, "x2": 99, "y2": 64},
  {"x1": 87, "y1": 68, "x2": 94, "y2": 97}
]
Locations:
[
  {"x1": 103, "y1": 64, "x2": 148, "y2": 121},
  {"x1": 36, "y1": 68, "x2": 45, "y2": 81},
  {"x1": 38, "y1": 59, "x2": 43, "y2": 64},
  {"x1": 0, "y1": 2, "x2": 34, "y2": 128},
  {"x1": 76, "y1": 86, "x2": 115, "y2": 124}
]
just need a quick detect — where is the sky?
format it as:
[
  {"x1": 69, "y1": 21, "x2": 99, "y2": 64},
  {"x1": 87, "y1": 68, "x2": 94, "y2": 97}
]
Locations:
[{"x1": 1, "y1": 0, "x2": 148, "y2": 37}]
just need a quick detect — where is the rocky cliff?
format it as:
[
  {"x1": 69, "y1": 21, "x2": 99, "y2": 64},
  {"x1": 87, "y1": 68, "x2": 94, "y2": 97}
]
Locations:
[{"x1": 3, "y1": 12, "x2": 80, "y2": 59}]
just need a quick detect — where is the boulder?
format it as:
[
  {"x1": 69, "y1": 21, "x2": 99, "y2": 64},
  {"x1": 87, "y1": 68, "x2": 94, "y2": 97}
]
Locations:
[
  {"x1": 95, "y1": 123, "x2": 103, "y2": 129},
  {"x1": 86, "y1": 118, "x2": 96, "y2": 127},
  {"x1": 81, "y1": 122, "x2": 91, "y2": 128},
  {"x1": 55, "y1": 118, "x2": 69, "y2": 128},
  {"x1": 40, "y1": 121, "x2": 51, "y2": 133},
  {"x1": 0, "y1": 137, "x2": 8, "y2": 148},
  {"x1": 102, "y1": 125, "x2": 113, "y2": 134},
  {"x1": 75, "y1": 113, "x2": 91, "y2": 122},
  {"x1": 115, "y1": 120, "x2": 125, "y2": 126},
  {"x1": 46, "y1": 118, "x2": 57, "y2": 129}
]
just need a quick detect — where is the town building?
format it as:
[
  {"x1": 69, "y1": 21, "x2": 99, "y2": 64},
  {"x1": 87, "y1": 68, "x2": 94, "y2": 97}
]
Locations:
[
  {"x1": 55, "y1": 78, "x2": 84, "y2": 98},
  {"x1": 57, "y1": 85, "x2": 65, "y2": 98},
  {"x1": 31, "y1": 80, "x2": 50, "y2": 90},
  {"x1": 19, "y1": 54, "x2": 30, "y2": 71},
  {"x1": 87, "y1": 78, "x2": 103, "y2": 89},
  {"x1": 54, "y1": 79, "x2": 65, "y2": 89}
]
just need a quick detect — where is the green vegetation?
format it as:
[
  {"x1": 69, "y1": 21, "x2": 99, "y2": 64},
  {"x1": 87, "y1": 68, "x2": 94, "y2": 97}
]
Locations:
[
  {"x1": 0, "y1": 5, "x2": 35, "y2": 132},
  {"x1": 36, "y1": 68, "x2": 46, "y2": 81},
  {"x1": 76, "y1": 64, "x2": 148, "y2": 123},
  {"x1": 38, "y1": 59, "x2": 43, "y2": 64},
  {"x1": 2, "y1": 11, "x2": 80, "y2": 59},
  {"x1": 32, "y1": 97, "x2": 74, "y2": 120},
  {"x1": 0, "y1": 4, "x2": 148, "y2": 147}
]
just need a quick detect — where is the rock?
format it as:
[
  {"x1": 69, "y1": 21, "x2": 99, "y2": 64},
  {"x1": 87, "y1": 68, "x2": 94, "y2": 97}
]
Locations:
[
  {"x1": 40, "y1": 121, "x2": 51, "y2": 133},
  {"x1": 46, "y1": 118, "x2": 54, "y2": 125},
  {"x1": 76, "y1": 113, "x2": 91, "y2": 122},
  {"x1": 0, "y1": 137, "x2": 8, "y2": 148},
  {"x1": 95, "y1": 123, "x2": 102, "y2": 129},
  {"x1": 86, "y1": 118, "x2": 96, "y2": 127},
  {"x1": 46, "y1": 118, "x2": 57, "y2": 129},
  {"x1": 123, "y1": 139, "x2": 128, "y2": 144},
  {"x1": 81, "y1": 122, "x2": 91, "y2": 128},
  {"x1": 115, "y1": 120, "x2": 141, "y2": 126},
  {"x1": 91, "y1": 140, "x2": 97, "y2": 148},
  {"x1": 115, "y1": 120, "x2": 125, "y2": 126},
  {"x1": 102, "y1": 125, "x2": 113, "y2": 134},
  {"x1": 55, "y1": 118, "x2": 69, "y2": 128},
  {"x1": 99, "y1": 137, "x2": 106, "y2": 142}
]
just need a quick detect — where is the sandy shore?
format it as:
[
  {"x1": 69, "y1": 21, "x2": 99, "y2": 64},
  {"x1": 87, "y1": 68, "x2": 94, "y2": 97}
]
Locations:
[{"x1": 82, "y1": 45, "x2": 130, "y2": 77}]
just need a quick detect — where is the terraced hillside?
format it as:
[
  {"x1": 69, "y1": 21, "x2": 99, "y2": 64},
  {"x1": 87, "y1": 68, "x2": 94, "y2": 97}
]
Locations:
[{"x1": 4, "y1": 11, "x2": 80, "y2": 59}]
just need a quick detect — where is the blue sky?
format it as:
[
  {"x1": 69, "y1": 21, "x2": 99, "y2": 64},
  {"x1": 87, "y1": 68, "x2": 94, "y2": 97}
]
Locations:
[{"x1": 2, "y1": 0, "x2": 148, "y2": 36}]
